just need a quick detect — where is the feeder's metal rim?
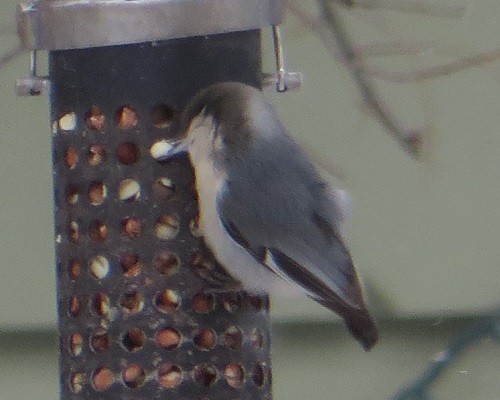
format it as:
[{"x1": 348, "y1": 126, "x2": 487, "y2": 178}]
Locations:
[{"x1": 17, "y1": 0, "x2": 285, "y2": 50}]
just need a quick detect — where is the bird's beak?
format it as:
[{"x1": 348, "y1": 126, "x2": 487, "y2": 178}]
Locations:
[{"x1": 150, "y1": 138, "x2": 190, "y2": 161}]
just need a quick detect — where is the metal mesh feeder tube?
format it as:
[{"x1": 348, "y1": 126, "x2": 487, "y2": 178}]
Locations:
[{"x1": 50, "y1": 30, "x2": 272, "y2": 400}]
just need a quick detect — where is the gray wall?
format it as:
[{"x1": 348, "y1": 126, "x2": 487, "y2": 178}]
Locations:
[{"x1": 0, "y1": 1, "x2": 499, "y2": 399}]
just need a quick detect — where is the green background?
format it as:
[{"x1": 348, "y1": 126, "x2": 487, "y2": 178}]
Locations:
[{"x1": 0, "y1": 0, "x2": 498, "y2": 399}]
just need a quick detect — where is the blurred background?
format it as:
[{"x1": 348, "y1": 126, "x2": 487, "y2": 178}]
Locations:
[{"x1": 0, "y1": 0, "x2": 499, "y2": 399}]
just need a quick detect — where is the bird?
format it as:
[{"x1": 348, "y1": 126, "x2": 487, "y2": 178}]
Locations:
[{"x1": 154, "y1": 81, "x2": 378, "y2": 350}]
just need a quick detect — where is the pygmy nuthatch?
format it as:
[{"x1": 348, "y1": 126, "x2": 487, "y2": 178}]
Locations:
[{"x1": 155, "y1": 82, "x2": 378, "y2": 350}]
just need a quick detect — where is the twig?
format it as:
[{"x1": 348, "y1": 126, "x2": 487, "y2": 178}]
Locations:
[
  {"x1": 364, "y1": 48, "x2": 500, "y2": 83},
  {"x1": 318, "y1": 0, "x2": 423, "y2": 157},
  {"x1": 391, "y1": 309, "x2": 500, "y2": 400},
  {"x1": 289, "y1": 3, "x2": 500, "y2": 80},
  {"x1": 334, "y1": 0, "x2": 466, "y2": 19},
  {"x1": 0, "y1": 45, "x2": 24, "y2": 69}
]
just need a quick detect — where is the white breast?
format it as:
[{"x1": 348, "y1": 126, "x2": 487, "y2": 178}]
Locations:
[
  {"x1": 192, "y1": 159, "x2": 283, "y2": 294},
  {"x1": 187, "y1": 116, "x2": 302, "y2": 296}
]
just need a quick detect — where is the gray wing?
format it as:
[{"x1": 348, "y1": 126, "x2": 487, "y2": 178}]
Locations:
[{"x1": 217, "y1": 131, "x2": 378, "y2": 349}]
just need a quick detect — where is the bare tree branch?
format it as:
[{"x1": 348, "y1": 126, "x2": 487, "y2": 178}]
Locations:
[
  {"x1": 391, "y1": 309, "x2": 500, "y2": 400},
  {"x1": 363, "y1": 48, "x2": 500, "y2": 82},
  {"x1": 287, "y1": 1, "x2": 500, "y2": 158},
  {"x1": 0, "y1": 45, "x2": 23, "y2": 69},
  {"x1": 318, "y1": 0, "x2": 424, "y2": 157},
  {"x1": 335, "y1": 0, "x2": 466, "y2": 19}
]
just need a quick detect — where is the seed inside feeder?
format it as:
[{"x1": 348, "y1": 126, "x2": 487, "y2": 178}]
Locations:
[
  {"x1": 119, "y1": 291, "x2": 145, "y2": 314},
  {"x1": 59, "y1": 112, "x2": 77, "y2": 131},
  {"x1": 155, "y1": 289, "x2": 180, "y2": 313},
  {"x1": 92, "y1": 367, "x2": 114, "y2": 391},
  {"x1": 65, "y1": 147, "x2": 78, "y2": 169},
  {"x1": 120, "y1": 253, "x2": 142, "y2": 277},
  {"x1": 91, "y1": 329, "x2": 110, "y2": 353},
  {"x1": 66, "y1": 186, "x2": 79, "y2": 205},
  {"x1": 89, "y1": 255, "x2": 109, "y2": 280},
  {"x1": 151, "y1": 103, "x2": 174, "y2": 128},
  {"x1": 154, "y1": 214, "x2": 180, "y2": 240},
  {"x1": 71, "y1": 372, "x2": 84, "y2": 393},
  {"x1": 122, "y1": 327, "x2": 146, "y2": 352},
  {"x1": 191, "y1": 293, "x2": 215, "y2": 314},
  {"x1": 150, "y1": 140, "x2": 174, "y2": 160},
  {"x1": 156, "y1": 327, "x2": 181, "y2": 350},
  {"x1": 69, "y1": 221, "x2": 80, "y2": 242},
  {"x1": 92, "y1": 293, "x2": 111, "y2": 317},
  {"x1": 116, "y1": 106, "x2": 138, "y2": 129},
  {"x1": 224, "y1": 326, "x2": 243, "y2": 350},
  {"x1": 69, "y1": 296, "x2": 81, "y2": 317},
  {"x1": 224, "y1": 363, "x2": 245, "y2": 388},
  {"x1": 189, "y1": 215, "x2": 203, "y2": 237},
  {"x1": 194, "y1": 328, "x2": 217, "y2": 351},
  {"x1": 123, "y1": 364, "x2": 146, "y2": 388},
  {"x1": 69, "y1": 332, "x2": 83, "y2": 356},
  {"x1": 250, "y1": 328, "x2": 264, "y2": 349},
  {"x1": 86, "y1": 106, "x2": 105, "y2": 130},
  {"x1": 88, "y1": 182, "x2": 107, "y2": 205},
  {"x1": 252, "y1": 363, "x2": 266, "y2": 387},
  {"x1": 68, "y1": 260, "x2": 81, "y2": 280},
  {"x1": 122, "y1": 216, "x2": 142, "y2": 238},
  {"x1": 192, "y1": 364, "x2": 218, "y2": 388},
  {"x1": 89, "y1": 220, "x2": 108, "y2": 242},
  {"x1": 158, "y1": 364, "x2": 182, "y2": 389},
  {"x1": 88, "y1": 144, "x2": 106, "y2": 166},
  {"x1": 153, "y1": 251, "x2": 179, "y2": 276},
  {"x1": 152, "y1": 177, "x2": 175, "y2": 199},
  {"x1": 119, "y1": 179, "x2": 140, "y2": 202}
]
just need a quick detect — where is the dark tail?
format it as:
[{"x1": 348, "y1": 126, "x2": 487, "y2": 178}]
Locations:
[
  {"x1": 342, "y1": 307, "x2": 379, "y2": 350},
  {"x1": 268, "y1": 247, "x2": 379, "y2": 350},
  {"x1": 317, "y1": 297, "x2": 379, "y2": 351}
]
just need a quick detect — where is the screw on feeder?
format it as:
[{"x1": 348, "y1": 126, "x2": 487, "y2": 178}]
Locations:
[
  {"x1": 15, "y1": 49, "x2": 49, "y2": 96},
  {"x1": 263, "y1": 24, "x2": 303, "y2": 92}
]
